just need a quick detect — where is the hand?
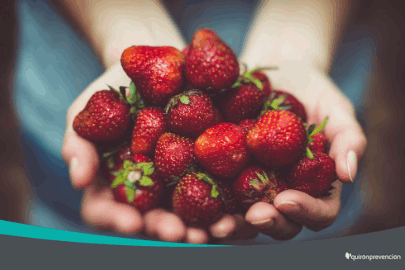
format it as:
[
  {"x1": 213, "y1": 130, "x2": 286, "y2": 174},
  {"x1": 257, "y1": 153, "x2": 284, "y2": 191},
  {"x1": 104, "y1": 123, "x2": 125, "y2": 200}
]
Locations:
[
  {"x1": 62, "y1": 62, "x2": 259, "y2": 244},
  {"x1": 243, "y1": 64, "x2": 367, "y2": 240}
]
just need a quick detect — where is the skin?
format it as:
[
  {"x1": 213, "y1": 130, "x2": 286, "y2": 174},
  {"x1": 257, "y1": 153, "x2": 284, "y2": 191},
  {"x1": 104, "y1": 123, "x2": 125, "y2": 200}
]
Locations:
[{"x1": 58, "y1": 0, "x2": 367, "y2": 244}]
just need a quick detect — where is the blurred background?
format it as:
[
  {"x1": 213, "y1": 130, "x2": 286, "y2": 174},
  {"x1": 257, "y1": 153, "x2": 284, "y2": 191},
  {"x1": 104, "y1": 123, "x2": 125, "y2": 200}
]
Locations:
[{"x1": 1, "y1": 0, "x2": 404, "y2": 243}]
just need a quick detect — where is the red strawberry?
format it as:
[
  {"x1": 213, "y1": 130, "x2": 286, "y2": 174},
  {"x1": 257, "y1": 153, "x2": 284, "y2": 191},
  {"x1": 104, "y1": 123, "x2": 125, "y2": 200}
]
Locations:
[
  {"x1": 185, "y1": 29, "x2": 239, "y2": 92},
  {"x1": 101, "y1": 143, "x2": 132, "y2": 183},
  {"x1": 131, "y1": 107, "x2": 167, "y2": 156},
  {"x1": 73, "y1": 89, "x2": 132, "y2": 142},
  {"x1": 154, "y1": 132, "x2": 196, "y2": 183},
  {"x1": 232, "y1": 166, "x2": 289, "y2": 209},
  {"x1": 121, "y1": 46, "x2": 185, "y2": 106},
  {"x1": 239, "y1": 119, "x2": 256, "y2": 133},
  {"x1": 221, "y1": 69, "x2": 273, "y2": 124},
  {"x1": 261, "y1": 90, "x2": 307, "y2": 123},
  {"x1": 247, "y1": 110, "x2": 307, "y2": 168},
  {"x1": 285, "y1": 151, "x2": 336, "y2": 197},
  {"x1": 110, "y1": 155, "x2": 164, "y2": 212},
  {"x1": 251, "y1": 71, "x2": 272, "y2": 99},
  {"x1": 211, "y1": 107, "x2": 225, "y2": 126},
  {"x1": 308, "y1": 132, "x2": 328, "y2": 153},
  {"x1": 182, "y1": 45, "x2": 190, "y2": 57},
  {"x1": 172, "y1": 172, "x2": 232, "y2": 227},
  {"x1": 194, "y1": 122, "x2": 250, "y2": 178},
  {"x1": 305, "y1": 117, "x2": 329, "y2": 156},
  {"x1": 165, "y1": 90, "x2": 215, "y2": 138}
]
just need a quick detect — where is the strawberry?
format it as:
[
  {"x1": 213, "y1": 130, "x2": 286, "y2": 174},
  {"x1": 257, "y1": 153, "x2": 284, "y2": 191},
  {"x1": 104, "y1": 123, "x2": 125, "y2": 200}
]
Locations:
[
  {"x1": 239, "y1": 119, "x2": 256, "y2": 133},
  {"x1": 305, "y1": 117, "x2": 329, "y2": 157},
  {"x1": 221, "y1": 68, "x2": 275, "y2": 124},
  {"x1": 211, "y1": 107, "x2": 225, "y2": 126},
  {"x1": 247, "y1": 110, "x2": 307, "y2": 168},
  {"x1": 232, "y1": 166, "x2": 289, "y2": 209},
  {"x1": 261, "y1": 90, "x2": 307, "y2": 123},
  {"x1": 185, "y1": 29, "x2": 239, "y2": 92},
  {"x1": 308, "y1": 132, "x2": 328, "y2": 154},
  {"x1": 194, "y1": 122, "x2": 250, "y2": 178},
  {"x1": 101, "y1": 143, "x2": 132, "y2": 183},
  {"x1": 251, "y1": 71, "x2": 273, "y2": 99},
  {"x1": 73, "y1": 89, "x2": 132, "y2": 142},
  {"x1": 165, "y1": 90, "x2": 215, "y2": 138},
  {"x1": 110, "y1": 155, "x2": 163, "y2": 212},
  {"x1": 121, "y1": 46, "x2": 185, "y2": 106},
  {"x1": 172, "y1": 172, "x2": 233, "y2": 227},
  {"x1": 154, "y1": 132, "x2": 196, "y2": 183},
  {"x1": 131, "y1": 107, "x2": 167, "y2": 156},
  {"x1": 182, "y1": 45, "x2": 190, "y2": 57},
  {"x1": 285, "y1": 151, "x2": 336, "y2": 197}
]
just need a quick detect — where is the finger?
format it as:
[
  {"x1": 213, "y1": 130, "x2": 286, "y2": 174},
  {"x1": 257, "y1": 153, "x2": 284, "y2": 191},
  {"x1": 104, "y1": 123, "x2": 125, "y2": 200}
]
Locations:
[
  {"x1": 185, "y1": 227, "x2": 209, "y2": 244},
  {"x1": 81, "y1": 184, "x2": 143, "y2": 235},
  {"x1": 143, "y1": 208, "x2": 167, "y2": 237},
  {"x1": 144, "y1": 210, "x2": 186, "y2": 242},
  {"x1": 273, "y1": 181, "x2": 342, "y2": 232},
  {"x1": 315, "y1": 89, "x2": 367, "y2": 183},
  {"x1": 245, "y1": 202, "x2": 303, "y2": 241},
  {"x1": 62, "y1": 62, "x2": 132, "y2": 188},
  {"x1": 209, "y1": 214, "x2": 237, "y2": 239},
  {"x1": 231, "y1": 214, "x2": 260, "y2": 240},
  {"x1": 62, "y1": 129, "x2": 100, "y2": 189}
]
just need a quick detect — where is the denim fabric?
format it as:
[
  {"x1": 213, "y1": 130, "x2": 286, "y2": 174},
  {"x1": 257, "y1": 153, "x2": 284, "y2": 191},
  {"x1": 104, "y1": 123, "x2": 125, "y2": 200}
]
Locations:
[{"x1": 13, "y1": 0, "x2": 374, "y2": 242}]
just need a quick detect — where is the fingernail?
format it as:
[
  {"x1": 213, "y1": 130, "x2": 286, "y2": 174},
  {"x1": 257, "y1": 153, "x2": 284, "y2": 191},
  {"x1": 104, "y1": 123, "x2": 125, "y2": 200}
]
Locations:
[
  {"x1": 251, "y1": 218, "x2": 274, "y2": 229},
  {"x1": 346, "y1": 150, "x2": 357, "y2": 182},
  {"x1": 69, "y1": 157, "x2": 78, "y2": 180},
  {"x1": 212, "y1": 233, "x2": 229, "y2": 239},
  {"x1": 276, "y1": 201, "x2": 300, "y2": 214}
]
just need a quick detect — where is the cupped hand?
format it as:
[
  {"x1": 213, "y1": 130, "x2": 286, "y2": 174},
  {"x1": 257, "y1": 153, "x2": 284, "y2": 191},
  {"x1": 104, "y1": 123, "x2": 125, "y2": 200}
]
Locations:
[
  {"x1": 61, "y1": 62, "x2": 259, "y2": 244},
  {"x1": 244, "y1": 64, "x2": 367, "y2": 240}
]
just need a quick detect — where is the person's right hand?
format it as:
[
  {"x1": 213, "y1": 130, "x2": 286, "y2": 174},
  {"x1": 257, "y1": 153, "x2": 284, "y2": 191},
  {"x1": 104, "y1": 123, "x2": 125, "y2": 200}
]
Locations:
[{"x1": 62, "y1": 62, "x2": 259, "y2": 244}]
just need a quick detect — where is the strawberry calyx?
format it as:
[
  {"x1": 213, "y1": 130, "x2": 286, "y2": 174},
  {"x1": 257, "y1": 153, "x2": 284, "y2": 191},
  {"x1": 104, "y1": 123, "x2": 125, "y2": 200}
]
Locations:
[
  {"x1": 166, "y1": 164, "x2": 197, "y2": 187},
  {"x1": 260, "y1": 92, "x2": 292, "y2": 116},
  {"x1": 305, "y1": 117, "x2": 329, "y2": 159},
  {"x1": 108, "y1": 82, "x2": 145, "y2": 120},
  {"x1": 195, "y1": 172, "x2": 219, "y2": 198},
  {"x1": 164, "y1": 89, "x2": 201, "y2": 113},
  {"x1": 110, "y1": 159, "x2": 155, "y2": 203},
  {"x1": 232, "y1": 66, "x2": 278, "y2": 90}
]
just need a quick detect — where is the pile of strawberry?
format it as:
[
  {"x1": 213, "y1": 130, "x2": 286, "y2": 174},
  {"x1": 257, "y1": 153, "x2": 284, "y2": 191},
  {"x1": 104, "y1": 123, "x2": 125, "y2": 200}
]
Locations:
[{"x1": 73, "y1": 29, "x2": 337, "y2": 229}]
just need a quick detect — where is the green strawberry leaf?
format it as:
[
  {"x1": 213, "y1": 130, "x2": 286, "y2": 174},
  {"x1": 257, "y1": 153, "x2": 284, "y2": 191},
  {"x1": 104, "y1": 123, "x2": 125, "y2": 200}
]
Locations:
[
  {"x1": 310, "y1": 117, "x2": 329, "y2": 137},
  {"x1": 186, "y1": 164, "x2": 195, "y2": 174},
  {"x1": 123, "y1": 159, "x2": 133, "y2": 169},
  {"x1": 196, "y1": 173, "x2": 215, "y2": 185},
  {"x1": 270, "y1": 95, "x2": 286, "y2": 110},
  {"x1": 211, "y1": 184, "x2": 219, "y2": 198},
  {"x1": 126, "y1": 188, "x2": 136, "y2": 203},
  {"x1": 139, "y1": 176, "x2": 154, "y2": 187},
  {"x1": 110, "y1": 168, "x2": 129, "y2": 189},
  {"x1": 124, "y1": 82, "x2": 138, "y2": 105},
  {"x1": 231, "y1": 81, "x2": 242, "y2": 88},
  {"x1": 179, "y1": 95, "x2": 190, "y2": 105},
  {"x1": 249, "y1": 179, "x2": 261, "y2": 190},
  {"x1": 251, "y1": 77, "x2": 263, "y2": 90},
  {"x1": 255, "y1": 171, "x2": 269, "y2": 184},
  {"x1": 107, "y1": 157, "x2": 115, "y2": 170},
  {"x1": 306, "y1": 147, "x2": 314, "y2": 160},
  {"x1": 107, "y1": 84, "x2": 120, "y2": 95},
  {"x1": 125, "y1": 180, "x2": 137, "y2": 190},
  {"x1": 135, "y1": 162, "x2": 155, "y2": 176},
  {"x1": 166, "y1": 177, "x2": 181, "y2": 187}
]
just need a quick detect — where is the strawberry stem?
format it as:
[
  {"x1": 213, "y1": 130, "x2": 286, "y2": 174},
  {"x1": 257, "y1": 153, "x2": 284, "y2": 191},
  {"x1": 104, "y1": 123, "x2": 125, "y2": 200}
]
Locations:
[
  {"x1": 310, "y1": 117, "x2": 328, "y2": 137},
  {"x1": 306, "y1": 147, "x2": 314, "y2": 159}
]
